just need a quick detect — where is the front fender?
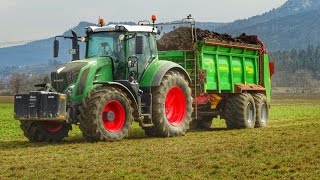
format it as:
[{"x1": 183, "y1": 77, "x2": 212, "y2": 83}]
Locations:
[{"x1": 140, "y1": 60, "x2": 191, "y2": 87}]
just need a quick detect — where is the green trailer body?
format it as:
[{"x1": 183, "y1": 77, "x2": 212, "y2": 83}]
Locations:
[{"x1": 158, "y1": 41, "x2": 272, "y2": 102}]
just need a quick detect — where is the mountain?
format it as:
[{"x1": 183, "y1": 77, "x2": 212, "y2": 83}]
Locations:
[
  {"x1": 218, "y1": 0, "x2": 320, "y2": 33},
  {"x1": 0, "y1": 40, "x2": 32, "y2": 48},
  {"x1": 0, "y1": 21, "x2": 94, "y2": 67},
  {"x1": 215, "y1": 0, "x2": 320, "y2": 50},
  {"x1": 1, "y1": 0, "x2": 320, "y2": 67}
]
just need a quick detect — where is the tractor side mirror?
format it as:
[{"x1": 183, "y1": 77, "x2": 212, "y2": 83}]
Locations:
[
  {"x1": 53, "y1": 39, "x2": 59, "y2": 58},
  {"x1": 135, "y1": 36, "x2": 143, "y2": 54}
]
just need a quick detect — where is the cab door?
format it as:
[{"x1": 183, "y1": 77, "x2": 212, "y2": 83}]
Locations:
[{"x1": 127, "y1": 33, "x2": 155, "y2": 82}]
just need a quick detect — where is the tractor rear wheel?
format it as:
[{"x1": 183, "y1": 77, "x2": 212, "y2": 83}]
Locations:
[
  {"x1": 149, "y1": 71, "x2": 193, "y2": 137},
  {"x1": 79, "y1": 87, "x2": 133, "y2": 142},
  {"x1": 20, "y1": 121, "x2": 71, "y2": 142},
  {"x1": 223, "y1": 93, "x2": 256, "y2": 129},
  {"x1": 253, "y1": 93, "x2": 269, "y2": 128}
]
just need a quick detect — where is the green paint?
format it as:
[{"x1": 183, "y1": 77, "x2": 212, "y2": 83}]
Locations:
[
  {"x1": 262, "y1": 54, "x2": 271, "y2": 102},
  {"x1": 139, "y1": 60, "x2": 178, "y2": 87},
  {"x1": 158, "y1": 42, "x2": 271, "y2": 98},
  {"x1": 69, "y1": 57, "x2": 113, "y2": 102}
]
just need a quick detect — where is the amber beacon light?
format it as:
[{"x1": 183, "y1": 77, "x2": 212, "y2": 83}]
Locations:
[
  {"x1": 98, "y1": 18, "x2": 106, "y2": 27},
  {"x1": 151, "y1": 15, "x2": 157, "y2": 23}
]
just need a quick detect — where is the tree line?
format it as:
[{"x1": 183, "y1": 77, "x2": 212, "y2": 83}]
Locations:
[
  {"x1": 0, "y1": 74, "x2": 49, "y2": 96},
  {"x1": 269, "y1": 45, "x2": 320, "y2": 93},
  {"x1": 1, "y1": 45, "x2": 320, "y2": 95}
]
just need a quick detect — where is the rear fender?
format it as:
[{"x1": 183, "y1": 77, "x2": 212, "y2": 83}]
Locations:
[{"x1": 140, "y1": 60, "x2": 191, "y2": 87}]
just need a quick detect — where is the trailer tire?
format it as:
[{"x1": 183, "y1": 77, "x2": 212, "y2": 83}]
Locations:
[
  {"x1": 224, "y1": 93, "x2": 256, "y2": 129},
  {"x1": 151, "y1": 70, "x2": 193, "y2": 137},
  {"x1": 253, "y1": 93, "x2": 269, "y2": 128},
  {"x1": 20, "y1": 121, "x2": 71, "y2": 142},
  {"x1": 79, "y1": 87, "x2": 133, "y2": 142}
]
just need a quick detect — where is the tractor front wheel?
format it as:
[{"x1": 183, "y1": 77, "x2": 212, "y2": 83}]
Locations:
[
  {"x1": 20, "y1": 121, "x2": 71, "y2": 142},
  {"x1": 79, "y1": 87, "x2": 133, "y2": 142}
]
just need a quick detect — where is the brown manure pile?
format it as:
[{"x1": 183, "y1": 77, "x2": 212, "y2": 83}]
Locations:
[{"x1": 157, "y1": 27, "x2": 261, "y2": 51}]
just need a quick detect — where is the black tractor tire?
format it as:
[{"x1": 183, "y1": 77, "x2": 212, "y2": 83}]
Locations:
[
  {"x1": 20, "y1": 121, "x2": 71, "y2": 142},
  {"x1": 189, "y1": 116, "x2": 213, "y2": 130},
  {"x1": 143, "y1": 127, "x2": 157, "y2": 137},
  {"x1": 79, "y1": 87, "x2": 133, "y2": 142},
  {"x1": 223, "y1": 93, "x2": 256, "y2": 129},
  {"x1": 252, "y1": 93, "x2": 269, "y2": 128},
  {"x1": 198, "y1": 116, "x2": 213, "y2": 129},
  {"x1": 150, "y1": 70, "x2": 193, "y2": 137}
]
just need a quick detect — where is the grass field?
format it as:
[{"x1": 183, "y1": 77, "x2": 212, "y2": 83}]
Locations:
[{"x1": 0, "y1": 95, "x2": 319, "y2": 179}]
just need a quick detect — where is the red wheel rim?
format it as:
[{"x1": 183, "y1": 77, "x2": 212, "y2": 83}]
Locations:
[
  {"x1": 42, "y1": 122, "x2": 64, "y2": 133},
  {"x1": 102, "y1": 100, "x2": 126, "y2": 132},
  {"x1": 165, "y1": 86, "x2": 187, "y2": 126}
]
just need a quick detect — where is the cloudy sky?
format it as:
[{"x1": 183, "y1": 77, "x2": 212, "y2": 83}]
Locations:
[{"x1": 0, "y1": 0, "x2": 287, "y2": 42}]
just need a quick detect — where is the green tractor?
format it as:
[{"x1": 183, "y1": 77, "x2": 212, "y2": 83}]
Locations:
[{"x1": 14, "y1": 17, "x2": 193, "y2": 142}]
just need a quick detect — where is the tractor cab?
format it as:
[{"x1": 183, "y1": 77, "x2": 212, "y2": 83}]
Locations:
[
  {"x1": 84, "y1": 24, "x2": 158, "y2": 81},
  {"x1": 54, "y1": 21, "x2": 159, "y2": 83}
]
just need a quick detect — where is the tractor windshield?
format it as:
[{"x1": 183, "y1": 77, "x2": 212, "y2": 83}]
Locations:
[{"x1": 87, "y1": 32, "x2": 125, "y2": 62}]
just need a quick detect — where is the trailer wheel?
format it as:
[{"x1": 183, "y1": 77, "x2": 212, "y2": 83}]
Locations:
[
  {"x1": 253, "y1": 93, "x2": 269, "y2": 128},
  {"x1": 20, "y1": 121, "x2": 71, "y2": 142},
  {"x1": 151, "y1": 71, "x2": 193, "y2": 137},
  {"x1": 223, "y1": 93, "x2": 256, "y2": 129},
  {"x1": 79, "y1": 87, "x2": 133, "y2": 142}
]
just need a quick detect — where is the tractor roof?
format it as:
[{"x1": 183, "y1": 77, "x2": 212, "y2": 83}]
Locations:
[{"x1": 88, "y1": 24, "x2": 157, "y2": 33}]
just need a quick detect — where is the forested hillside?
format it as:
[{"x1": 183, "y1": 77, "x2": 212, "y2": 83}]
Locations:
[{"x1": 270, "y1": 45, "x2": 320, "y2": 91}]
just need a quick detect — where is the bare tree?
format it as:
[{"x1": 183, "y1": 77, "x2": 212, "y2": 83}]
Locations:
[
  {"x1": 0, "y1": 80, "x2": 3, "y2": 90},
  {"x1": 24, "y1": 74, "x2": 49, "y2": 92},
  {"x1": 9, "y1": 74, "x2": 26, "y2": 94},
  {"x1": 291, "y1": 69, "x2": 318, "y2": 94}
]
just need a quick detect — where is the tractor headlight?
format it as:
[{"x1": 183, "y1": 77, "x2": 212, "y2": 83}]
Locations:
[{"x1": 65, "y1": 85, "x2": 75, "y2": 97}]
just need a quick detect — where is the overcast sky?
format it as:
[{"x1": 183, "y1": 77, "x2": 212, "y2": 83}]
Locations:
[{"x1": 0, "y1": 0, "x2": 287, "y2": 42}]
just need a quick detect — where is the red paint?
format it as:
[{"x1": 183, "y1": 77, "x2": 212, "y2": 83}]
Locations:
[
  {"x1": 151, "y1": 15, "x2": 157, "y2": 22},
  {"x1": 102, "y1": 100, "x2": 126, "y2": 132},
  {"x1": 269, "y1": 62, "x2": 275, "y2": 77},
  {"x1": 165, "y1": 86, "x2": 186, "y2": 126},
  {"x1": 196, "y1": 93, "x2": 212, "y2": 105},
  {"x1": 42, "y1": 122, "x2": 63, "y2": 133}
]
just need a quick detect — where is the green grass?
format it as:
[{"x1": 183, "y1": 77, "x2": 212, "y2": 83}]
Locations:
[{"x1": 0, "y1": 96, "x2": 319, "y2": 179}]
